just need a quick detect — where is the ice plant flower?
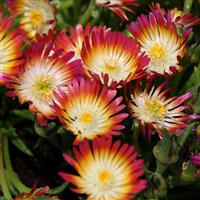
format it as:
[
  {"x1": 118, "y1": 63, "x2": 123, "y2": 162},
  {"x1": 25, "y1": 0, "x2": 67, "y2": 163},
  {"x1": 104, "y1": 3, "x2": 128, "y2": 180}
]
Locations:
[
  {"x1": 190, "y1": 154, "x2": 200, "y2": 176},
  {"x1": 55, "y1": 24, "x2": 92, "y2": 60},
  {"x1": 14, "y1": 186, "x2": 59, "y2": 200},
  {"x1": 128, "y1": 81, "x2": 198, "y2": 139},
  {"x1": 52, "y1": 78, "x2": 128, "y2": 144},
  {"x1": 81, "y1": 27, "x2": 149, "y2": 88},
  {"x1": 55, "y1": 24, "x2": 109, "y2": 61},
  {"x1": 6, "y1": 0, "x2": 56, "y2": 41},
  {"x1": 59, "y1": 136, "x2": 146, "y2": 199},
  {"x1": 0, "y1": 6, "x2": 25, "y2": 85},
  {"x1": 149, "y1": 3, "x2": 200, "y2": 29},
  {"x1": 6, "y1": 41, "x2": 83, "y2": 125},
  {"x1": 96, "y1": 0, "x2": 138, "y2": 21},
  {"x1": 128, "y1": 11, "x2": 191, "y2": 75}
]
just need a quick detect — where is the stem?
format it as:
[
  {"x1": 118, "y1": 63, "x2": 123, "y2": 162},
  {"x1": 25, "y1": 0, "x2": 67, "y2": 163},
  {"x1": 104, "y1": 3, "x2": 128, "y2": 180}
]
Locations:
[
  {"x1": 78, "y1": 0, "x2": 95, "y2": 26},
  {"x1": 0, "y1": 135, "x2": 12, "y2": 199},
  {"x1": 184, "y1": 0, "x2": 193, "y2": 12},
  {"x1": 156, "y1": 160, "x2": 169, "y2": 175},
  {"x1": 3, "y1": 136, "x2": 30, "y2": 193},
  {"x1": 47, "y1": 182, "x2": 68, "y2": 195}
]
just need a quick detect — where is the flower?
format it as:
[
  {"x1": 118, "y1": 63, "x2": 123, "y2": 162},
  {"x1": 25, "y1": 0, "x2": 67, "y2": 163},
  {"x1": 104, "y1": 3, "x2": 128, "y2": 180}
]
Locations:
[
  {"x1": 190, "y1": 154, "x2": 200, "y2": 176},
  {"x1": 59, "y1": 136, "x2": 146, "y2": 199},
  {"x1": 6, "y1": 41, "x2": 83, "y2": 125},
  {"x1": 190, "y1": 154, "x2": 200, "y2": 166},
  {"x1": 14, "y1": 186, "x2": 59, "y2": 200},
  {"x1": 96, "y1": 0, "x2": 138, "y2": 21},
  {"x1": 149, "y1": 3, "x2": 200, "y2": 29},
  {"x1": 0, "y1": 6, "x2": 25, "y2": 85},
  {"x1": 55, "y1": 24, "x2": 109, "y2": 61},
  {"x1": 55, "y1": 24, "x2": 92, "y2": 60},
  {"x1": 128, "y1": 81, "x2": 198, "y2": 139},
  {"x1": 128, "y1": 11, "x2": 191, "y2": 75},
  {"x1": 7, "y1": 0, "x2": 56, "y2": 40},
  {"x1": 81, "y1": 27, "x2": 149, "y2": 88},
  {"x1": 52, "y1": 78, "x2": 128, "y2": 144}
]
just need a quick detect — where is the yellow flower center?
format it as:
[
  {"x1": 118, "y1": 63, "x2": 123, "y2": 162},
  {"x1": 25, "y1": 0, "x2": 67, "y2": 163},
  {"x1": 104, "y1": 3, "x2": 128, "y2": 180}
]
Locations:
[
  {"x1": 29, "y1": 10, "x2": 44, "y2": 25},
  {"x1": 97, "y1": 170, "x2": 115, "y2": 190},
  {"x1": 148, "y1": 43, "x2": 166, "y2": 60},
  {"x1": 31, "y1": 75, "x2": 56, "y2": 101},
  {"x1": 104, "y1": 63, "x2": 117, "y2": 74},
  {"x1": 145, "y1": 99, "x2": 166, "y2": 119},
  {"x1": 80, "y1": 112, "x2": 93, "y2": 124}
]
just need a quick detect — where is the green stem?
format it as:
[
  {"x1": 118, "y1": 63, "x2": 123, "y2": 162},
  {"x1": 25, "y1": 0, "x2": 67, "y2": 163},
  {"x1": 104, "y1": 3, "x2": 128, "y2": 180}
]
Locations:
[
  {"x1": 3, "y1": 136, "x2": 30, "y2": 193},
  {"x1": 0, "y1": 135, "x2": 12, "y2": 200},
  {"x1": 47, "y1": 182, "x2": 68, "y2": 195},
  {"x1": 184, "y1": 0, "x2": 193, "y2": 12},
  {"x1": 156, "y1": 160, "x2": 169, "y2": 175},
  {"x1": 78, "y1": 0, "x2": 95, "y2": 26}
]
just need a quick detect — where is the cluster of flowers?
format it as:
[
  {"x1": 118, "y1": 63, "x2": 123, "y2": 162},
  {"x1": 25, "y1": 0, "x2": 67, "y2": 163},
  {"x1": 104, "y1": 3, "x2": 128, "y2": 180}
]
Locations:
[{"x1": 0, "y1": 0, "x2": 200, "y2": 199}]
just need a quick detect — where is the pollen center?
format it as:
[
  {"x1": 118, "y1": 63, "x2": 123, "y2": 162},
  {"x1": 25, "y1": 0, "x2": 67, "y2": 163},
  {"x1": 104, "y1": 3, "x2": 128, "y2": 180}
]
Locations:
[
  {"x1": 104, "y1": 63, "x2": 117, "y2": 74},
  {"x1": 97, "y1": 169, "x2": 115, "y2": 190},
  {"x1": 145, "y1": 99, "x2": 166, "y2": 119},
  {"x1": 80, "y1": 112, "x2": 93, "y2": 124},
  {"x1": 29, "y1": 10, "x2": 44, "y2": 25},
  {"x1": 148, "y1": 43, "x2": 166, "y2": 60},
  {"x1": 31, "y1": 75, "x2": 56, "y2": 101}
]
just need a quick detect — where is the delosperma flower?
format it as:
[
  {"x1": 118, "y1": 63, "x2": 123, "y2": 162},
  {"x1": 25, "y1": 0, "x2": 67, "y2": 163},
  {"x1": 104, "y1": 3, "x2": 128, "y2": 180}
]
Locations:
[
  {"x1": 96, "y1": 0, "x2": 138, "y2": 21},
  {"x1": 128, "y1": 11, "x2": 192, "y2": 75},
  {"x1": 15, "y1": 185, "x2": 60, "y2": 200},
  {"x1": 55, "y1": 24, "x2": 110, "y2": 61},
  {"x1": 6, "y1": 0, "x2": 56, "y2": 40},
  {"x1": 190, "y1": 154, "x2": 200, "y2": 177},
  {"x1": 0, "y1": 6, "x2": 25, "y2": 85},
  {"x1": 190, "y1": 154, "x2": 200, "y2": 167},
  {"x1": 55, "y1": 24, "x2": 92, "y2": 60},
  {"x1": 81, "y1": 27, "x2": 149, "y2": 88},
  {"x1": 52, "y1": 78, "x2": 128, "y2": 144},
  {"x1": 128, "y1": 81, "x2": 199, "y2": 139},
  {"x1": 59, "y1": 137, "x2": 146, "y2": 200},
  {"x1": 6, "y1": 41, "x2": 83, "y2": 125},
  {"x1": 150, "y1": 3, "x2": 200, "y2": 29}
]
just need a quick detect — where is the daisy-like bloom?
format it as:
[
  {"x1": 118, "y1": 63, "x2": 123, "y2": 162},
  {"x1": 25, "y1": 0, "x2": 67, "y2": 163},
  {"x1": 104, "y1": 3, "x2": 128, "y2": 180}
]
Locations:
[
  {"x1": 52, "y1": 78, "x2": 128, "y2": 144},
  {"x1": 15, "y1": 186, "x2": 59, "y2": 200},
  {"x1": 0, "y1": 6, "x2": 25, "y2": 85},
  {"x1": 190, "y1": 154, "x2": 200, "y2": 176},
  {"x1": 96, "y1": 0, "x2": 138, "y2": 21},
  {"x1": 6, "y1": 0, "x2": 56, "y2": 41},
  {"x1": 81, "y1": 27, "x2": 149, "y2": 88},
  {"x1": 128, "y1": 81, "x2": 199, "y2": 139},
  {"x1": 150, "y1": 3, "x2": 200, "y2": 29},
  {"x1": 6, "y1": 41, "x2": 83, "y2": 125},
  {"x1": 59, "y1": 136, "x2": 146, "y2": 199},
  {"x1": 128, "y1": 11, "x2": 192, "y2": 75},
  {"x1": 55, "y1": 24, "x2": 92, "y2": 60},
  {"x1": 55, "y1": 24, "x2": 109, "y2": 61}
]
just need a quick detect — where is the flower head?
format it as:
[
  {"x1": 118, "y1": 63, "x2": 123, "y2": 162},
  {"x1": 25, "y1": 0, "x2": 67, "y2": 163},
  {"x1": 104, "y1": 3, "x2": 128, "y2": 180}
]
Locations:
[
  {"x1": 7, "y1": 0, "x2": 56, "y2": 41},
  {"x1": 128, "y1": 81, "x2": 198, "y2": 139},
  {"x1": 52, "y1": 78, "x2": 128, "y2": 144},
  {"x1": 81, "y1": 27, "x2": 149, "y2": 88},
  {"x1": 96, "y1": 0, "x2": 138, "y2": 21},
  {"x1": 190, "y1": 154, "x2": 200, "y2": 177},
  {"x1": 6, "y1": 41, "x2": 83, "y2": 125},
  {"x1": 128, "y1": 11, "x2": 191, "y2": 75},
  {"x1": 0, "y1": 7, "x2": 25, "y2": 85},
  {"x1": 14, "y1": 186, "x2": 59, "y2": 200},
  {"x1": 55, "y1": 24, "x2": 110, "y2": 61},
  {"x1": 150, "y1": 3, "x2": 200, "y2": 29},
  {"x1": 59, "y1": 136, "x2": 146, "y2": 199},
  {"x1": 190, "y1": 154, "x2": 200, "y2": 167}
]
